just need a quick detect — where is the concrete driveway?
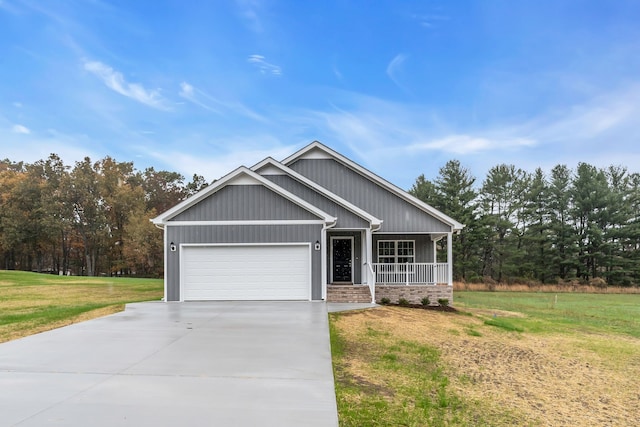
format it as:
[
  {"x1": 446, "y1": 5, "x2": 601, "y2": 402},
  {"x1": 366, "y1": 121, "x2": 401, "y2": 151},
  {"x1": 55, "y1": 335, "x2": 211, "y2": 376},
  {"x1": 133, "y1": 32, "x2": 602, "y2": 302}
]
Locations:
[{"x1": 0, "y1": 302, "x2": 339, "y2": 427}]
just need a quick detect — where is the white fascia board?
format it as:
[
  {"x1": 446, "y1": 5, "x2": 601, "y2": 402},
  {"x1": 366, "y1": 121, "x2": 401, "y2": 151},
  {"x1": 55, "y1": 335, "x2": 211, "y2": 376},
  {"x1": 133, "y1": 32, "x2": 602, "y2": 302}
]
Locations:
[
  {"x1": 163, "y1": 220, "x2": 326, "y2": 226},
  {"x1": 252, "y1": 157, "x2": 383, "y2": 229},
  {"x1": 152, "y1": 165, "x2": 337, "y2": 226},
  {"x1": 283, "y1": 141, "x2": 464, "y2": 231}
]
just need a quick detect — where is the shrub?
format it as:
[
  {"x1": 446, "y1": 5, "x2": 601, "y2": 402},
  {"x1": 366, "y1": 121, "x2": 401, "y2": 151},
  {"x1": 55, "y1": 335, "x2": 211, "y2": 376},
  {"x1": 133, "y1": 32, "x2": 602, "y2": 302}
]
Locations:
[
  {"x1": 380, "y1": 297, "x2": 390, "y2": 305},
  {"x1": 421, "y1": 296, "x2": 430, "y2": 306},
  {"x1": 437, "y1": 298, "x2": 449, "y2": 307},
  {"x1": 398, "y1": 297, "x2": 410, "y2": 307},
  {"x1": 589, "y1": 277, "x2": 608, "y2": 288}
]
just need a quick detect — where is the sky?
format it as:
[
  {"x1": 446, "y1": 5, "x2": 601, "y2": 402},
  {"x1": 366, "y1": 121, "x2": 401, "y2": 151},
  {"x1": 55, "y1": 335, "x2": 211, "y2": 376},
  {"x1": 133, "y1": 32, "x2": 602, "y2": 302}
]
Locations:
[{"x1": 1, "y1": 0, "x2": 640, "y2": 189}]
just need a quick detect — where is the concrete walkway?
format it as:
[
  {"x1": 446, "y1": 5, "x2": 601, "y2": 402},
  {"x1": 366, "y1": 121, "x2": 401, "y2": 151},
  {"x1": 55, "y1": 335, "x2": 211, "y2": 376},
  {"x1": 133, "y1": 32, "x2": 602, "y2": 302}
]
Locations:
[{"x1": 0, "y1": 302, "x2": 338, "y2": 427}]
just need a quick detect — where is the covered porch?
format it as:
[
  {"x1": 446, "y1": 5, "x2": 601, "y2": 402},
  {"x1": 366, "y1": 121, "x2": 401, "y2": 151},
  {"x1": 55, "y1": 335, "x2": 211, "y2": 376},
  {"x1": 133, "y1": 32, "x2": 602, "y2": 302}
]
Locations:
[{"x1": 324, "y1": 230, "x2": 454, "y2": 304}]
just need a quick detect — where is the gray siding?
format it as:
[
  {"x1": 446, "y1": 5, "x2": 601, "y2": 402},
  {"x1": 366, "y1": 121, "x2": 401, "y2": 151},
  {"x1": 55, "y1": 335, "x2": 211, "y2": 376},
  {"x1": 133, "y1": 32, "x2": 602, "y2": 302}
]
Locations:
[
  {"x1": 166, "y1": 224, "x2": 323, "y2": 301},
  {"x1": 372, "y1": 234, "x2": 434, "y2": 263},
  {"x1": 170, "y1": 185, "x2": 319, "y2": 221},
  {"x1": 289, "y1": 159, "x2": 451, "y2": 233},
  {"x1": 263, "y1": 174, "x2": 369, "y2": 229}
]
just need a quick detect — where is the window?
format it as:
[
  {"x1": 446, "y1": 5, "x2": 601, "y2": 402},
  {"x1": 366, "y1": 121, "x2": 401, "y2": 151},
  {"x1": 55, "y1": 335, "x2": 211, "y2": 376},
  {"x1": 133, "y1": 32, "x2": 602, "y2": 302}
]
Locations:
[{"x1": 377, "y1": 240, "x2": 415, "y2": 264}]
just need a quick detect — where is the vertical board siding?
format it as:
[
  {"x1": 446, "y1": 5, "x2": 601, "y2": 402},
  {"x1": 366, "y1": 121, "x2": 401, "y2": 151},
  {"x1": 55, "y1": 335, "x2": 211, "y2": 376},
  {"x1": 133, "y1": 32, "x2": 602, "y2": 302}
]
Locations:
[
  {"x1": 289, "y1": 159, "x2": 451, "y2": 233},
  {"x1": 166, "y1": 224, "x2": 323, "y2": 301},
  {"x1": 263, "y1": 174, "x2": 370, "y2": 229},
  {"x1": 170, "y1": 185, "x2": 319, "y2": 221}
]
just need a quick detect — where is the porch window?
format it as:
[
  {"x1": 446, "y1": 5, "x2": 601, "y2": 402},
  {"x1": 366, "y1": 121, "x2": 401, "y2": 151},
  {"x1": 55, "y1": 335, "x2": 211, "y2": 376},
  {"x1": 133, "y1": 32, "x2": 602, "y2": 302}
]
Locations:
[{"x1": 377, "y1": 240, "x2": 415, "y2": 264}]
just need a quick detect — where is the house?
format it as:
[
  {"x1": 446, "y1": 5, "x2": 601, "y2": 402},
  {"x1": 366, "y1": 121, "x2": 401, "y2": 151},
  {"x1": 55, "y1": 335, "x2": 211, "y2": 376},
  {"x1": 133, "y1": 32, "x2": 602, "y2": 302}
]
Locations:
[{"x1": 151, "y1": 141, "x2": 464, "y2": 304}]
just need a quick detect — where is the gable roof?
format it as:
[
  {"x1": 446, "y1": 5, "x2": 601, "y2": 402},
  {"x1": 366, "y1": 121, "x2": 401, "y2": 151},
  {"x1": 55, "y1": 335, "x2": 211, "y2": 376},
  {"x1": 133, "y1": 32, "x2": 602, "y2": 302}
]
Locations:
[
  {"x1": 251, "y1": 157, "x2": 383, "y2": 230},
  {"x1": 151, "y1": 166, "x2": 337, "y2": 226},
  {"x1": 282, "y1": 141, "x2": 464, "y2": 231}
]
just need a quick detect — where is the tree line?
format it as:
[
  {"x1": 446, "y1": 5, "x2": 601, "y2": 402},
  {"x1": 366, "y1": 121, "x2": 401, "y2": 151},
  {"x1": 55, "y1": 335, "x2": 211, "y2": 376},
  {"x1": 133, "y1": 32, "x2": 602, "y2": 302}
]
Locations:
[
  {"x1": 2, "y1": 153, "x2": 640, "y2": 286},
  {"x1": 0, "y1": 154, "x2": 207, "y2": 277},
  {"x1": 411, "y1": 160, "x2": 640, "y2": 286}
]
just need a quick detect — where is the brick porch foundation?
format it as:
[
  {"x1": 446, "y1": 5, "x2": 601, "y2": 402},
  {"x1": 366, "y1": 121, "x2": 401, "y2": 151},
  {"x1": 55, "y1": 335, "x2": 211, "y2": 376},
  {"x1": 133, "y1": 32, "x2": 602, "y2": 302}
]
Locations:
[{"x1": 375, "y1": 285, "x2": 453, "y2": 305}]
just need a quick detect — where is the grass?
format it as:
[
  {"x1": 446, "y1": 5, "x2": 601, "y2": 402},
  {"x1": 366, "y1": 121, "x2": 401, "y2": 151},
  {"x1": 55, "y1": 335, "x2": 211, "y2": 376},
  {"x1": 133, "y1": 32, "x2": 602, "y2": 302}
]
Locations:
[
  {"x1": 0, "y1": 270, "x2": 163, "y2": 343},
  {"x1": 329, "y1": 292, "x2": 640, "y2": 426},
  {"x1": 330, "y1": 311, "x2": 524, "y2": 426},
  {"x1": 455, "y1": 291, "x2": 640, "y2": 338}
]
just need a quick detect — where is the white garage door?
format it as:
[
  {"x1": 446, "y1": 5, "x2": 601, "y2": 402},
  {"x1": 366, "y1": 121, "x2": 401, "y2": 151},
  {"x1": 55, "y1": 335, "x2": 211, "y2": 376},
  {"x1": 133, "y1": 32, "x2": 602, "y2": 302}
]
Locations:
[{"x1": 181, "y1": 244, "x2": 311, "y2": 301}]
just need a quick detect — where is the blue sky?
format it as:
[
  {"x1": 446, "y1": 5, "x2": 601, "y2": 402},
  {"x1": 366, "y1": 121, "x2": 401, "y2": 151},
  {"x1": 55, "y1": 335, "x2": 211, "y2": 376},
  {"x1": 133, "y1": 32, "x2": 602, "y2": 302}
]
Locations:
[{"x1": 1, "y1": 0, "x2": 639, "y2": 189}]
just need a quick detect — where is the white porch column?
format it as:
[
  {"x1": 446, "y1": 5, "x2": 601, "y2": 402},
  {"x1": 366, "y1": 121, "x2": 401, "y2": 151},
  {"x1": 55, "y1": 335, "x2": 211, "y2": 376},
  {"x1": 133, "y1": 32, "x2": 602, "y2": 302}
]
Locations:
[
  {"x1": 447, "y1": 232, "x2": 453, "y2": 286},
  {"x1": 432, "y1": 239, "x2": 437, "y2": 263},
  {"x1": 365, "y1": 228, "x2": 373, "y2": 283}
]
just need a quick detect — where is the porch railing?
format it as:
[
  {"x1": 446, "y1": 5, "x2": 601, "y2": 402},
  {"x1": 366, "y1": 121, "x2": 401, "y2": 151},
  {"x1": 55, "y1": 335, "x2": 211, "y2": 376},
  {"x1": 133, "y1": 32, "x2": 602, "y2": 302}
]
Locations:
[
  {"x1": 371, "y1": 263, "x2": 448, "y2": 285},
  {"x1": 365, "y1": 262, "x2": 376, "y2": 303}
]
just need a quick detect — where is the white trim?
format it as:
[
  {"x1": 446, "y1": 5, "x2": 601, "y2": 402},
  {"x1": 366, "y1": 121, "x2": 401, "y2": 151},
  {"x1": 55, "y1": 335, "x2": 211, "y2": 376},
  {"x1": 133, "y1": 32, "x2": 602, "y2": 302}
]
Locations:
[
  {"x1": 374, "y1": 231, "x2": 446, "y2": 235},
  {"x1": 377, "y1": 239, "x2": 416, "y2": 264},
  {"x1": 179, "y1": 242, "x2": 313, "y2": 302},
  {"x1": 252, "y1": 157, "x2": 383, "y2": 230},
  {"x1": 328, "y1": 227, "x2": 368, "y2": 231},
  {"x1": 163, "y1": 227, "x2": 167, "y2": 302},
  {"x1": 447, "y1": 232, "x2": 453, "y2": 286},
  {"x1": 165, "y1": 220, "x2": 326, "y2": 226},
  {"x1": 283, "y1": 141, "x2": 464, "y2": 231},
  {"x1": 152, "y1": 166, "x2": 337, "y2": 226},
  {"x1": 180, "y1": 242, "x2": 313, "y2": 248},
  {"x1": 330, "y1": 236, "x2": 354, "y2": 283},
  {"x1": 364, "y1": 228, "x2": 373, "y2": 286},
  {"x1": 321, "y1": 227, "x2": 327, "y2": 299}
]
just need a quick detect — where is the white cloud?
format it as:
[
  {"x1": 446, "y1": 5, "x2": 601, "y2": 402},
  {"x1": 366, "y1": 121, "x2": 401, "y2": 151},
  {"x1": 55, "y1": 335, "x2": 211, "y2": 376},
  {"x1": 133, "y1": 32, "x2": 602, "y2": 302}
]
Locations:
[
  {"x1": 0, "y1": 0, "x2": 20, "y2": 14},
  {"x1": 300, "y1": 82, "x2": 640, "y2": 186},
  {"x1": 83, "y1": 60, "x2": 169, "y2": 110},
  {"x1": 12, "y1": 124, "x2": 30, "y2": 134},
  {"x1": 411, "y1": 14, "x2": 449, "y2": 29},
  {"x1": 179, "y1": 81, "x2": 219, "y2": 113},
  {"x1": 532, "y1": 86, "x2": 640, "y2": 143},
  {"x1": 248, "y1": 55, "x2": 282, "y2": 76},
  {"x1": 386, "y1": 53, "x2": 408, "y2": 90},
  {"x1": 333, "y1": 64, "x2": 343, "y2": 82},
  {"x1": 146, "y1": 140, "x2": 299, "y2": 183},
  {"x1": 178, "y1": 81, "x2": 267, "y2": 122},
  {"x1": 235, "y1": 0, "x2": 264, "y2": 33},
  {"x1": 0, "y1": 125, "x2": 100, "y2": 165},
  {"x1": 408, "y1": 135, "x2": 536, "y2": 154}
]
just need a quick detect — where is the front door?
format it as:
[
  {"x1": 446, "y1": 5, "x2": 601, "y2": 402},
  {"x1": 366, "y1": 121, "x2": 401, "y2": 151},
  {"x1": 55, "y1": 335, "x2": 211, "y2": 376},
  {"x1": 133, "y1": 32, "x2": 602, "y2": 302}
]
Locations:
[{"x1": 332, "y1": 237, "x2": 353, "y2": 282}]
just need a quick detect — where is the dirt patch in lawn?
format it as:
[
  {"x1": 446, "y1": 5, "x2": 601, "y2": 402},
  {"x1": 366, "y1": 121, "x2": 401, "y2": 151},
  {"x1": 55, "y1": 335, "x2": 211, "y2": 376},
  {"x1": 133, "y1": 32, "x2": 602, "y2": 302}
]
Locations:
[{"x1": 333, "y1": 306, "x2": 640, "y2": 426}]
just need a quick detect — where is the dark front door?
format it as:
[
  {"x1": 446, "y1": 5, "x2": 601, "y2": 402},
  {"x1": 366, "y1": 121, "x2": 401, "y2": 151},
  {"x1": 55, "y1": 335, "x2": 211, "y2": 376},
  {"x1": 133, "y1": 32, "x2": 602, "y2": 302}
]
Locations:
[{"x1": 332, "y1": 238, "x2": 352, "y2": 282}]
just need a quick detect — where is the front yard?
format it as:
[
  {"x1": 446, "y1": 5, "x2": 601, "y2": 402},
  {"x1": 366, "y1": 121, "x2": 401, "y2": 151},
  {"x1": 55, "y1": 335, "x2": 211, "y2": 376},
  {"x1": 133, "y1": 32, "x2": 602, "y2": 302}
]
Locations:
[
  {"x1": 0, "y1": 270, "x2": 163, "y2": 343},
  {"x1": 330, "y1": 292, "x2": 640, "y2": 426}
]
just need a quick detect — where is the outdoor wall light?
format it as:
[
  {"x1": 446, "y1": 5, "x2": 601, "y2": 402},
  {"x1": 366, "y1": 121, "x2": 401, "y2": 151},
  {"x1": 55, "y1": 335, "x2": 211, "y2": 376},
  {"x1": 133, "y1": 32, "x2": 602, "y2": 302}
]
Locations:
[
  {"x1": 314, "y1": 240, "x2": 321, "y2": 251},
  {"x1": 170, "y1": 242, "x2": 177, "y2": 252}
]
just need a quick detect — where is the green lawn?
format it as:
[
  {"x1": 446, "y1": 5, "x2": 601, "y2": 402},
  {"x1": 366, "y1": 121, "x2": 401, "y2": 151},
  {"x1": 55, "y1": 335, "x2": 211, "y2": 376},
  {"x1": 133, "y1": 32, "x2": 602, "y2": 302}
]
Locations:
[
  {"x1": 0, "y1": 270, "x2": 163, "y2": 343},
  {"x1": 455, "y1": 291, "x2": 640, "y2": 338},
  {"x1": 330, "y1": 291, "x2": 640, "y2": 426}
]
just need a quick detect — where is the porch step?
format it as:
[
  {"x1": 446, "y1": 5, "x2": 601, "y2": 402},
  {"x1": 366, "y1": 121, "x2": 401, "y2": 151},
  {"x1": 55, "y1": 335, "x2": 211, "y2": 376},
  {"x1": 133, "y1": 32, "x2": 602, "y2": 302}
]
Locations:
[{"x1": 326, "y1": 285, "x2": 372, "y2": 303}]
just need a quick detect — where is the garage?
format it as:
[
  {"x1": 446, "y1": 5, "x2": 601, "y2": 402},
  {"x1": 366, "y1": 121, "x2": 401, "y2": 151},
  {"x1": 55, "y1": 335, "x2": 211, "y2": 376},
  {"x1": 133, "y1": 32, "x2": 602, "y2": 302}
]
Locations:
[{"x1": 181, "y1": 244, "x2": 311, "y2": 301}]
